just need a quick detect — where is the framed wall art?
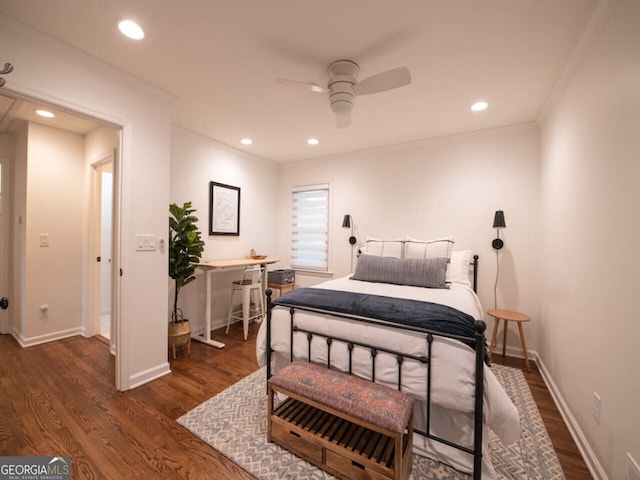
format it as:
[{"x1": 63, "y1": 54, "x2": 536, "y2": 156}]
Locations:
[{"x1": 209, "y1": 181, "x2": 240, "y2": 235}]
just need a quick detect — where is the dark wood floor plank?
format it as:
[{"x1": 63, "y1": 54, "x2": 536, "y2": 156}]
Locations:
[{"x1": 0, "y1": 322, "x2": 590, "y2": 479}]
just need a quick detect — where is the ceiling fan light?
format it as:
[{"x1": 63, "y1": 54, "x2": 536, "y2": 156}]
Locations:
[
  {"x1": 240, "y1": 138, "x2": 253, "y2": 145},
  {"x1": 307, "y1": 138, "x2": 319, "y2": 145},
  {"x1": 331, "y1": 101, "x2": 352, "y2": 115}
]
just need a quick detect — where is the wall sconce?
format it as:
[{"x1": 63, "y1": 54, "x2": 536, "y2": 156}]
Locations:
[
  {"x1": 492, "y1": 210, "x2": 506, "y2": 250},
  {"x1": 343, "y1": 214, "x2": 357, "y2": 273},
  {"x1": 342, "y1": 214, "x2": 357, "y2": 245},
  {"x1": 492, "y1": 210, "x2": 506, "y2": 309}
]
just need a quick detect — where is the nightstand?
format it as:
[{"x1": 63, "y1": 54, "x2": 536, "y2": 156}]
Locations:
[
  {"x1": 487, "y1": 309, "x2": 531, "y2": 372},
  {"x1": 267, "y1": 282, "x2": 295, "y2": 299}
]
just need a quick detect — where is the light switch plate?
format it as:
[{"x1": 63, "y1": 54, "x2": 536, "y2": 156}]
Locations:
[{"x1": 135, "y1": 234, "x2": 157, "y2": 251}]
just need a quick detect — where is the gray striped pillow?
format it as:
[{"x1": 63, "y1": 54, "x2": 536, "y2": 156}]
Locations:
[{"x1": 352, "y1": 254, "x2": 449, "y2": 289}]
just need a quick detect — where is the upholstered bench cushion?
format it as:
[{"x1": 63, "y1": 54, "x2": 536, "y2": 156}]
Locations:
[{"x1": 269, "y1": 361, "x2": 413, "y2": 433}]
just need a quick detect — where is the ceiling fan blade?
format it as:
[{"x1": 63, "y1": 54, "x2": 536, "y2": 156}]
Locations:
[
  {"x1": 275, "y1": 78, "x2": 327, "y2": 93},
  {"x1": 336, "y1": 111, "x2": 351, "y2": 129},
  {"x1": 354, "y1": 67, "x2": 411, "y2": 95}
]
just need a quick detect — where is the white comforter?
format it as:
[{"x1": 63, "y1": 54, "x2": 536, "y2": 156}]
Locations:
[{"x1": 256, "y1": 276, "x2": 520, "y2": 478}]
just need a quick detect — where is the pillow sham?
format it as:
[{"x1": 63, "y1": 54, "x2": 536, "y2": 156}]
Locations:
[
  {"x1": 352, "y1": 254, "x2": 449, "y2": 289},
  {"x1": 446, "y1": 249, "x2": 473, "y2": 287},
  {"x1": 359, "y1": 237, "x2": 404, "y2": 258},
  {"x1": 403, "y1": 236, "x2": 455, "y2": 259}
]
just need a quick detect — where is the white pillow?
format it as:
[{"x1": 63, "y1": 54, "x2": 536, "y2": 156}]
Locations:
[
  {"x1": 404, "y1": 236, "x2": 455, "y2": 259},
  {"x1": 446, "y1": 249, "x2": 473, "y2": 287},
  {"x1": 360, "y1": 237, "x2": 404, "y2": 258}
]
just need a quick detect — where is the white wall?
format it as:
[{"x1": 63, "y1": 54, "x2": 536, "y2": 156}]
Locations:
[
  {"x1": 85, "y1": 126, "x2": 119, "y2": 162},
  {"x1": 538, "y1": 0, "x2": 640, "y2": 477},
  {"x1": 18, "y1": 122, "x2": 85, "y2": 343},
  {"x1": 1, "y1": 14, "x2": 173, "y2": 390},
  {"x1": 278, "y1": 123, "x2": 541, "y2": 352},
  {"x1": 170, "y1": 126, "x2": 280, "y2": 333}
]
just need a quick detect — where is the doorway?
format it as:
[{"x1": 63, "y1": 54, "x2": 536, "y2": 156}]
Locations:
[
  {"x1": 92, "y1": 155, "x2": 115, "y2": 354},
  {"x1": 0, "y1": 91, "x2": 121, "y2": 364}
]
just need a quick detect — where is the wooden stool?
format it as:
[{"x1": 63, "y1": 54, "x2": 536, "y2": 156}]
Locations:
[
  {"x1": 267, "y1": 282, "x2": 295, "y2": 299},
  {"x1": 487, "y1": 309, "x2": 531, "y2": 372}
]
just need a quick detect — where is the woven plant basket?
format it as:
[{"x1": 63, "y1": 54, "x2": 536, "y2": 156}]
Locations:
[{"x1": 169, "y1": 309, "x2": 191, "y2": 348}]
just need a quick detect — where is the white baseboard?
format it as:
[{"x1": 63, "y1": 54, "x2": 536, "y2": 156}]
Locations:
[
  {"x1": 489, "y1": 342, "x2": 538, "y2": 363},
  {"x1": 129, "y1": 362, "x2": 171, "y2": 390},
  {"x1": 536, "y1": 356, "x2": 608, "y2": 480},
  {"x1": 190, "y1": 316, "x2": 228, "y2": 337},
  {"x1": 12, "y1": 326, "x2": 84, "y2": 347}
]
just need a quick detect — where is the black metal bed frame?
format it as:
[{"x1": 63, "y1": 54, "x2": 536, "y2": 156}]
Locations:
[{"x1": 265, "y1": 255, "x2": 485, "y2": 479}]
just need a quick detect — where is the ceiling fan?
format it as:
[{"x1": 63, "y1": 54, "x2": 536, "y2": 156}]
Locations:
[{"x1": 277, "y1": 60, "x2": 411, "y2": 128}]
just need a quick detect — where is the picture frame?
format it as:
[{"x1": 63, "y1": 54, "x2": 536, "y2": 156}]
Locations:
[{"x1": 209, "y1": 181, "x2": 240, "y2": 236}]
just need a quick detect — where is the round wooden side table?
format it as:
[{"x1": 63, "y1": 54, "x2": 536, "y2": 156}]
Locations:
[{"x1": 487, "y1": 309, "x2": 531, "y2": 372}]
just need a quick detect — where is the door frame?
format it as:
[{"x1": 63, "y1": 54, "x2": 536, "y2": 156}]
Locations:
[
  {"x1": 0, "y1": 155, "x2": 11, "y2": 334},
  {"x1": 89, "y1": 150, "x2": 117, "y2": 354}
]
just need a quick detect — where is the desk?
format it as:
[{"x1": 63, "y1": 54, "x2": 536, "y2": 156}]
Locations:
[{"x1": 196, "y1": 257, "x2": 279, "y2": 348}]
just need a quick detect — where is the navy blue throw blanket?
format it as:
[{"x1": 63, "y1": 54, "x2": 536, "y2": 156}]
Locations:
[{"x1": 273, "y1": 287, "x2": 488, "y2": 362}]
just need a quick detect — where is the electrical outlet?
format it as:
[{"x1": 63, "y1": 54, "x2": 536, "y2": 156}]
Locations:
[
  {"x1": 592, "y1": 392, "x2": 601, "y2": 424},
  {"x1": 627, "y1": 452, "x2": 640, "y2": 480}
]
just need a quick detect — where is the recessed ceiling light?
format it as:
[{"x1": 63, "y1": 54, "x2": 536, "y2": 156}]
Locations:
[
  {"x1": 35, "y1": 109, "x2": 55, "y2": 118},
  {"x1": 117, "y1": 19, "x2": 145, "y2": 40},
  {"x1": 470, "y1": 101, "x2": 489, "y2": 112},
  {"x1": 240, "y1": 138, "x2": 253, "y2": 145},
  {"x1": 307, "y1": 138, "x2": 319, "y2": 145}
]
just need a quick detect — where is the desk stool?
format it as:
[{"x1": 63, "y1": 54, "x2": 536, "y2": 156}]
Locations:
[
  {"x1": 487, "y1": 309, "x2": 531, "y2": 372},
  {"x1": 227, "y1": 265, "x2": 264, "y2": 340}
]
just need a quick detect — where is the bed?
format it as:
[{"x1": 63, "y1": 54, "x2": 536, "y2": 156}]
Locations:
[{"x1": 256, "y1": 241, "x2": 520, "y2": 479}]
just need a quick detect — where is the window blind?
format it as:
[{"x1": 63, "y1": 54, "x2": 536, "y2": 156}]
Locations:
[{"x1": 290, "y1": 184, "x2": 329, "y2": 271}]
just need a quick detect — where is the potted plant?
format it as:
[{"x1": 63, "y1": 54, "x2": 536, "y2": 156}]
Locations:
[{"x1": 168, "y1": 201, "x2": 205, "y2": 357}]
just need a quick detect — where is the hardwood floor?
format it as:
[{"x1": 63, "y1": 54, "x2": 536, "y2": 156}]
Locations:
[{"x1": 0, "y1": 324, "x2": 592, "y2": 479}]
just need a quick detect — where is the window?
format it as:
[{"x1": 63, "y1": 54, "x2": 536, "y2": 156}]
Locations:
[{"x1": 290, "y1": 184, "x2": 329, "y2": 271}]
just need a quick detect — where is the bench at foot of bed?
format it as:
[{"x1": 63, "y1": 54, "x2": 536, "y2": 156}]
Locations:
[{"x1": 267, "y1": 360, "x2": 414, "y2": 480}]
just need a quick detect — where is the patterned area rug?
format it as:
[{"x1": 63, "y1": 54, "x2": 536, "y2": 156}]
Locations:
[{"x1": 178, "y1": 365, "x2": 564, "y2": 479}]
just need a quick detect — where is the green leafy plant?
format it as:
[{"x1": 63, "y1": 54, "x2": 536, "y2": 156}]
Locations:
[{"x1": 169, "y1": 201, "x2": 205, "y2": 323}]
